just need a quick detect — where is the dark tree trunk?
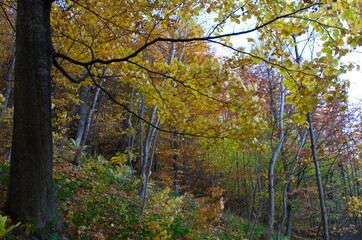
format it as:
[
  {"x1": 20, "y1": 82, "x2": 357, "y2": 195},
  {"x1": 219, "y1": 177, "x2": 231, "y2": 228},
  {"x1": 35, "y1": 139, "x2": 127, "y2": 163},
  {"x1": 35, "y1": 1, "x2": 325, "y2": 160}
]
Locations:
[
  {"x1": 5, "y1": 0, "x2": 57, "y2": 229},
  {"x1": 285, "y1": 193, "x2": 294, "y2": 238},
  {"x1": 173, "y1": 136, "x2": 180, "y2": 194}
]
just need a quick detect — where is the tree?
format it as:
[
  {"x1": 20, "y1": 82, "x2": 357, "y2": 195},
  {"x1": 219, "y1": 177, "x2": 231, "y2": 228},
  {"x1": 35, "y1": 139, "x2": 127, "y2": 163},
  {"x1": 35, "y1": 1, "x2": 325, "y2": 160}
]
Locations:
[
  {"x1": 307, "y1": 112, "x2": 329, "y2": 240},
  {"x1": 5, "y1": 0, "x2": 58, "y2": 229},
  {"x1": 263, "y1": 69, "x2": 286, "y2": 240}
]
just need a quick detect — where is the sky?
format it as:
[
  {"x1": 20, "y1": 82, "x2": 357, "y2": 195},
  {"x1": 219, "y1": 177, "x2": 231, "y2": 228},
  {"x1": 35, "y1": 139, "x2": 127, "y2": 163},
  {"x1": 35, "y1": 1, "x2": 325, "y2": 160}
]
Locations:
[{"x1": 342, "y1": 49, "x2": 362, "y2": 104}]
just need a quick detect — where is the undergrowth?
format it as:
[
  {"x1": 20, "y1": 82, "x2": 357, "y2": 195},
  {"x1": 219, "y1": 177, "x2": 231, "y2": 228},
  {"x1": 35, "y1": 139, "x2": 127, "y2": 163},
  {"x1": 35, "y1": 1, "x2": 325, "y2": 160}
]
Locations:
[{"x1": 0, "y1": 141, "x2": 272, "y2": 239}]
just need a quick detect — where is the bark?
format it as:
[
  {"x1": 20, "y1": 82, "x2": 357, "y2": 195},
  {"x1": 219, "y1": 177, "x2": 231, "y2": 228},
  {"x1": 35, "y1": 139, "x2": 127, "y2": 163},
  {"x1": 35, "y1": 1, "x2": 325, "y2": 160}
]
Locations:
[
  {"x1": 1, "y1": 52, "x2": 15, "y2": 117},
  {"x1": 236, "y1": 160, "x2": 242, "y2": 215},
  {"x1": 286, "y1": 158, "x2": 309, "y2": 237},
  {"x1": 141, "y1": 119, "x2": 160, "y2": 214},
  {"x1": 263, "y1": 137, "x2": 284, "y2": 239},
  {"x1": 262, "y1": 81, "x2": 285, "y2": 240},
  {"x1": 285, "y1": 197, "x2": 294, "y2": 238},
  {"x1": 249, "y1": 154, "x2": 266, "y2": 239},
  {"x1": 73, "y1": 80, "x2": 103, "y2": 167},
  {"x1": 173, "y1": 133, "x2": 180, "y2": 194},
  {"x1": 5, "y1": 148, "x2": 11, "y2": 163},
  {"x1": 138, "y1": 95, "x2": 145, "y2": 170},
  {"x1": 3, "y1": 52, "x2": 15, "y2": 168},
  {"x1": 6, "y1": 0, "x2": 58, "y2": 229},
  {"x1": 140, "y1": 106, "x2": 158, "y2": 199},
  {"x1": 277, "y1": 130, "x2": 307, "y2": 238},
  {"x1": 166, "y1": 40, "x2": 185, "y2": 193},
  {"x1": 127, "y1": 88, "x2": 136, "y2": 180},
  {"x1": 307, "y1": 112, "x2": 329, "y2": 240},
  {"x1": 75, "y1": 85, "x2": 88, "y2": 146}
]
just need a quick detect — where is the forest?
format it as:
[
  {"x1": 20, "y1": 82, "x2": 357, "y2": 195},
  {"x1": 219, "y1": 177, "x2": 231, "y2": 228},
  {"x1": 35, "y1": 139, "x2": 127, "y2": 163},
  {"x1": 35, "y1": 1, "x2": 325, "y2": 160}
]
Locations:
[{"x1": 0, "y1": 0, "x2": 361, "y2": 239}]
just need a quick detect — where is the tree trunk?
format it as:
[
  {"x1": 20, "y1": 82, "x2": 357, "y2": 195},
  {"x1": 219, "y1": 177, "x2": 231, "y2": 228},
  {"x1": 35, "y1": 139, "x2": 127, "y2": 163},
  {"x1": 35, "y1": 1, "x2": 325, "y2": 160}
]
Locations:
[
  {"x1": 140, "y1": 106, "x2": 158, "y2": 199},
  {"x1": 73, "y1": 80, "x2": 103, "y2": 167},
  {"x1": 5, "y1": 0, "x2": 58, "y2": 229},
  {"x1": 1, "y1": 52, "x2": 15, "y2": 117},
  {"x1": 75, "y1": 85, "x2": 88, "y2": 146},
  {"x1": 262, "y1": 82, "x2": 285, "y2": 240},
  {"x1": 173, "y1": 133, "x2": 180, "y2": 194},
  {"x1": 307, "y1": 112, "x2": 329, "y2": 240},
  {"x1": 126, "y1": 87, "x2": 136, "y2": 180},
  {"x1": 277, "y1": 130, "x2": 307, "y2": 238},
  {"x1": 236, "y1": 160, "x2": 242, "y2": 215},
  {"x1": 285, "y1": 195, "x2": 294, "y2": 238},
  {"x1": 141, "y1": 118, "x2": 160, "y2": 214}
]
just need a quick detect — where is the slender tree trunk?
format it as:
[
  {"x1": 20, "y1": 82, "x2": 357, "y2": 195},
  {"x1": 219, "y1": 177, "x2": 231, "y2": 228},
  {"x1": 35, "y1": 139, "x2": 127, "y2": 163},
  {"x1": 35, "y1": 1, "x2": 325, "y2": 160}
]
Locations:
[
  {"x1": 138, "y1": 94, "x2": 145, "y2": 172},
  {"x1": 75, "y1": 85, "x2": 88, "y2": 146},
  {"x1": 285, "y1": 131, "x2": 307, "y2": 237},
  {"x1": 285, "y1": 193, "x2": 294, "y2": 237},
  {"x1": 141, "y1": 119, "x2": 160, "y2": 214},
  {"x1": 1, "y1": 52, "x2": 15, "y2": 117},
  {"x1": 140, "y1": 106, "x2": 158, "y2": 199},
  {"x1": 127, "y1": 88, "x2": 136, "y2": 180},
  {"x1": 2, "y1": 53, "x2": 15, "y2": 164},
  {"x1": 263, "y1": 138, "x2": 284, "y2": 239},
  {"x1": 173, "y1": 132, "x2": 180, "y2": 194},
  {"x1": 307, "y1": 112, "x2": 329, "y2": 240},
  {"x1": 5, "y1": 148, "x2": 11, "y2": 163},
  {"x1": 277, "y1": 130, "x2": 307, "y2": 238},
  {"x1": 166, "y1": 43, "x2": 183, "y2": 194},
  {"x1": 73, "y1": 80, "x2": 103, "y2": 167},
  {"x1": 249, "y1": 154, "x2": 266, "y2": 239},
  {"x1": 247, "y1": 177, "x2": 256, "y2": 225},
  {"x1": 263, "y1": 83, "x2": 285, "y2": 240},
  {"x1": 236, "y1": 160, "x2": 242, "y2": 215},
  {"x1": 6, "y1": 0, "x2": 58, "y2": 229},
  {"x1": 244, "y1": 171, "x2": 251, "y2": 220}
]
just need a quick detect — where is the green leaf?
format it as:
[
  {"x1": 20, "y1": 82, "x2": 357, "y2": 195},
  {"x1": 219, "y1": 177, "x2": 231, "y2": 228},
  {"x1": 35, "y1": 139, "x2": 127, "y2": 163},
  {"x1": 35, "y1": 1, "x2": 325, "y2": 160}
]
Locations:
[
  {"x1": 0, "y1": 215, "x2": 21, "y2": 238},
  {"x1": 321, "y1": 47, "x2": 332, "y2": 55},
  {"x1": 333, "y1": 29, "x2": 339, "y2": 38},
  {"x1": 320, "y1": 35, "x2": 328, "y2": 41}
]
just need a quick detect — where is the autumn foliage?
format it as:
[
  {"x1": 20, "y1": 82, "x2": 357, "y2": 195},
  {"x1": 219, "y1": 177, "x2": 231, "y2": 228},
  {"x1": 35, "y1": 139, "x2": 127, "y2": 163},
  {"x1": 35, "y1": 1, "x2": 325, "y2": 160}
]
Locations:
[{"x1": 0, "y1": 0, "x2": 362, "y2": 239}]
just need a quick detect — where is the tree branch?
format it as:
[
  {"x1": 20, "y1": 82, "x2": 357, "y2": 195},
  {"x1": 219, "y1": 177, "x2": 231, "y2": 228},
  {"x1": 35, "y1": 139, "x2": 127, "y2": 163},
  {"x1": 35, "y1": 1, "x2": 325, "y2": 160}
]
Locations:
[
  {"x1": 54, "y1": 3, "x2": 320, "y2": 67},
  {"x1": 127, "y1": 60, "x2": 229, "y2": 104},
  {"x1": 85, "y1": 67, "x2": 239, "y2": 140},
  {"x1": 208, "y1": 39, "x2": 319, "y2": 78}
]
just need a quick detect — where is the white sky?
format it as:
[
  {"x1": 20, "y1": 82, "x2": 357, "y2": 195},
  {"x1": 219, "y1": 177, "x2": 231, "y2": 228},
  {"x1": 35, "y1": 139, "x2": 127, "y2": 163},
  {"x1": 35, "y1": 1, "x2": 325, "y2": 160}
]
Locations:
[{"x1": 341, "y1": 49, "x2": 362, "y2": 104}]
